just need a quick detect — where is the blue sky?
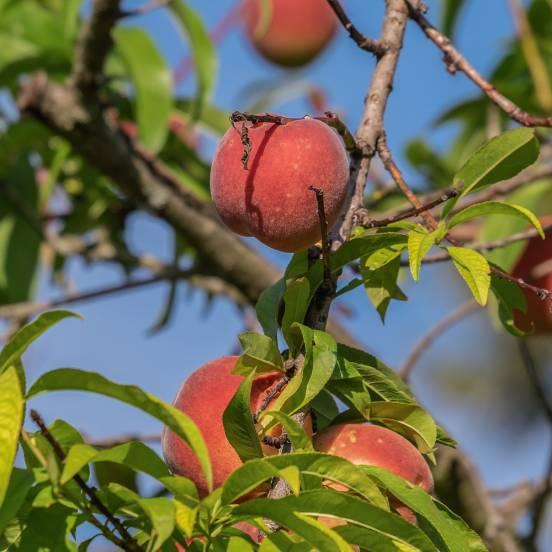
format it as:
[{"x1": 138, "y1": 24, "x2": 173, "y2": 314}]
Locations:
[{"x1": 19, "y1": 0, "x2": 552, "y2": 546}]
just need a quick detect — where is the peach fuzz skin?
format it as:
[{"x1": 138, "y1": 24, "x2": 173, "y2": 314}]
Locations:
[
  {"x1": 162, "y1": 356, "x2": 312, "y2": 497},
  {"x1": 210, "y1": 118, "x2": 350, "y2": 252},
  {"x1": 314, "y1": 423, "x2": 433, "y2": 523},
  {"x1": 242, "y1": 0, "x2": 337, "y2": 68},
  {"x1": 512, "y1": 216, "x2": 552, "y2": 334}
]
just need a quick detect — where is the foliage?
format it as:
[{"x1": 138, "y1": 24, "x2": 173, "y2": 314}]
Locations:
[{"x1": 0, "y1": 0, "x2": 550, "y2": 550}]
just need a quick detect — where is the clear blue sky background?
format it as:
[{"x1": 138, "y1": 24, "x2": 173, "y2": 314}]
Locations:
[{"x1": 19, "y1": 0, "x2": 552, "y2": 547}]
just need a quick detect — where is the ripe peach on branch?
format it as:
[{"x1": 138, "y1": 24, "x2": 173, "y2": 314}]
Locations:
[
  {"x1": 314, "y1": 423, "x2": 433, "y2": 522},
  {"x1": 162, "y1": 356, "x2": 311, "y2": 496},
  {"x1": 210, "y1": 115, "x2": 350, "y2": 252},
  {"x1": 242, "y1": 0, "x2": 338, "y2": 67},
  {"x1": 512, "y1": 216, "x2": 552, "y2": 334}
]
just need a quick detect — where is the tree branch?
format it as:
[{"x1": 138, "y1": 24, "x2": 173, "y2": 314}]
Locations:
[
  {"x1": 336, "y1": 0, "x2": 410, "y2": 241},
  {"x1": 326, "y1": 0, "x2": 387, "y2": 57},
  {"x1": 516, "y1": 340, "x2": 552, "y2": 550},
  {"x1": 72, "y1": 0, "x2": 123, "y2": 98},
  {"x1": 30, "y1": 410, "x2": 141, "y2": 552},
  {"x1": 406, "y1": 0, "x2": 552, "y2": 127}
]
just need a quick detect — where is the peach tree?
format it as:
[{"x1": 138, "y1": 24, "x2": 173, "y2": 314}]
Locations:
[{"x1": 0, "y1": 0, "x2": 551, "y2": 550}]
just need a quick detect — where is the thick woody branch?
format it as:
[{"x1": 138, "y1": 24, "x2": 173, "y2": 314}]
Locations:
[
  {"x1": 337, "y1": 0, "x2": 410, "y2": 242},
  {"x1": 17, "y1": 79, "x2": 357, "y2": 346},
  {"x1": 18, "y1": 74, "x2": 277, "y2": 304},
  {"x1": 72, "y1": 0, "x2": 122, "y2": 97},
  {"x1": 406, "y1": 0, "x2": 552, "y2": 127}
]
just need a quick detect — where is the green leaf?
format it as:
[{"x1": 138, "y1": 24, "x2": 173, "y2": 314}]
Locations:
[
  {"x1": 109, "y1": 484, "x2": 175, "y2": 550},
  {"x1": 0, "y1": 310, "x2": 79, "y2": 374},
  {"x1": 408, "y1": 227, "x2": 438, "y2": 281},
  {"x1": 337, "y1": 344, "x2": 414, "y2": 399},
  {"x1": 309, "y1": 390, "x2": 339, "y2": 431},
  {"x1": 361, "y1": 256, "x2": 407, "y2": 321},
  {"x1": 237, "y1": 490, "x2": 436, "y2": 552},
  {"x1": 269, "y1": 341, "x2": 336, "y2": 417},
  {"x1": 237, "y1": 496, "x2": 352, "y2": 552},
  {"x1": 256, "y1": 278, "x2": 286, "y2": 342},
  {"x1": 282, "y1": 277, "x2": 311, "y2": 346},
  {"x1": 448, "y1": 201, "x2": 544, "y2": 237},
  {"x1": 491, "y1": 273, "x2": 528, "y2": 336},
  {"x1": 479, "y1": 180, "x2": 552, "y2": 271},
  {"x1": 17, "y1": 504, "x2": 78, "y2": 551},
  {"x1": 0, "y1": 160, "x2": 40, "y2": 305},
  {"x1": 174, "y1": 500, "x2": 198, "y2": 537},
  {"x1": 223, "y1": 371, "x2": 263, "y2": 463},
  {"x1": 169, "y1": 0, "x2": 217, "y2": 119},
  {"x1": 259, "y1": 411, "x2": 313, "y2": 451},
  {"x1": 0, "y1": 468, "x2": 33, "y2": 536},
  {"x1": 286, "y1": 251, "x2": 310, "y2": 278},
  {"x1": 327, "y1": 378, "x2": 372, "y2": 420},
  {"x1": 113, "y1": 27, "x2": 172, "y2": 153},
  {"x1": 453, "y1": 128, "x2": 539, "y2": 203},
  {"x1": 222, "y1": 452, "x2": 387, "y2": 508},
  {"x1": 61, "y1": 441, "x2": 169, "y2": 486},
  {"x1": 23, "y1": 419, "x2": 85, "y2": 471},
  {"x1": 27, "y1": 368, "x2": 212, "y2": 492},
  {"x1": 369, "y1": 402, "x2": 437, "y2": 454},
  {"x1": 365, "y1": 467, "x2": 487, "y2": 552},
  {"x1": 447, "y1": 247, "x2": 491, "y2": 306},
  {"x1": 233, "y1": 332, "x2": 283, "y2": 376},
  {"x1": 0, "y1": 365, "x2": 25, "y2": 508},
  {"x1": 333, "y1": 359, "x2": 412, "y2": 405},
  {"x1": 331, "y1": 233, "x2": 408, "y2": 273}
]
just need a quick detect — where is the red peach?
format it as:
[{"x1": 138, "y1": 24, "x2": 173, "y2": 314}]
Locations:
[
  {"x1": 242, "y1": 0, "x2": 338, "y2": 67},
  {"x1": 210, "y1": 117, "x2": 350, "y2": 252},
  {"x1": 512, "y1": 216, "x2": 552, "y2": 334},
  {"x1": 314, "y1": 424, "x2": 433, "y2": 522},
  {"x1": 162, "y1": 356, "x2": 311, "y2": 496}
]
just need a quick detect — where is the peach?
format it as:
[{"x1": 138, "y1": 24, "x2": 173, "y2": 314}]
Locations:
[
  {"x1": 511, "y1": 216, "x2": 552, "y2": 334},
  {"x1": 314, "y1": 424, "x2": 433, "y2": 522},
  {"x1": 162, "y1": 356, "x2": 307, "y2": 496},
  {"x1": 242, "y1": 0, "x2": 338, "y2": 67},
  {"x1": 210, "y1": 117, "x2": 350, "y2": 252}
]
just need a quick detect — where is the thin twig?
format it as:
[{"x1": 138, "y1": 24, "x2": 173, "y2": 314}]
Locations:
[
  {"x1": 0, "y1": 274, "x2": 171, "y2": 321},
  {"x1": 229, "y1": 111, "x2": 358, "y2": 155},
  {"x1": 377, "y1": 134, "x2": 437, "y2": 228},
  {"x1": 86, "y1": 433, "x2": 162, "y2": 448},
  {"x1": 325, "y1": 0, "x2": 387, "y2": 57},
  {"x1": 310, "y1": 187, "x2": 332, "y2": 285},
  {"x1": 400, "y1": 301, "x2": 480, "y2": 381},
  {"x1": 21, "y1": 429, "x2": 128, "y2": 549},
  {"x1": 377, "y1": 138, "x2": 552, "y2": 302},
  {"x1": 396, "y1": 222, "x2": 552, "y2": 266},
  {"x1": 120, "y1": 0, "x2": 172, "y2": 18},
  {"x1": 406, "y1": 0, "x2": 552, "y2": 127},
  {"x1": 30, "y1": 411, "x2": 141, "y2": 552},
  {"x1": 356, "y1": 188, "x2": 459, "y2": 228},
  {"x1": 252, "y1": 359, "x2": 299, "y2": 423},
  {"x1": 516, "y1": 340, "x2": 552, "y2": 548}
]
